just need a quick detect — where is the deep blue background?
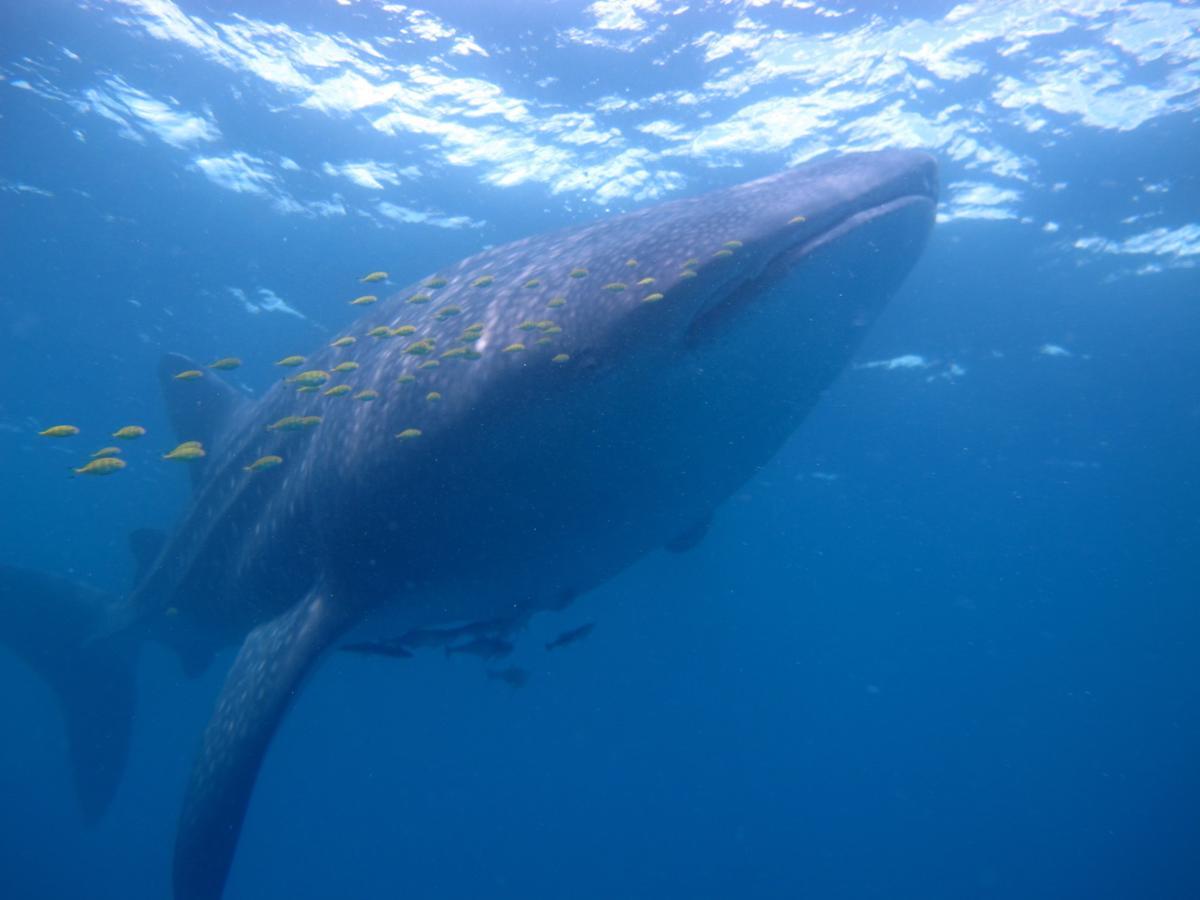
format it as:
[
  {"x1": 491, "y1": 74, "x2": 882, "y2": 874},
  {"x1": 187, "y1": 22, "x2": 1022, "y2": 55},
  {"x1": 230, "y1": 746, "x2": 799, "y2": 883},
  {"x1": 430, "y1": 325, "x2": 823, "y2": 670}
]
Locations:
[{"x1": 2, "y1": 2, "x2": 1198, "y2": 898}]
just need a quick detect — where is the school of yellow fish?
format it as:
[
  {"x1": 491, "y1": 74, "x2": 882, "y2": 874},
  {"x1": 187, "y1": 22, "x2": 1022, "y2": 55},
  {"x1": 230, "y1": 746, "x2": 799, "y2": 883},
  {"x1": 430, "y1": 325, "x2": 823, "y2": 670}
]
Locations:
[{"x1": 36, "y1": 221, "x2": 806, "y2": 481}]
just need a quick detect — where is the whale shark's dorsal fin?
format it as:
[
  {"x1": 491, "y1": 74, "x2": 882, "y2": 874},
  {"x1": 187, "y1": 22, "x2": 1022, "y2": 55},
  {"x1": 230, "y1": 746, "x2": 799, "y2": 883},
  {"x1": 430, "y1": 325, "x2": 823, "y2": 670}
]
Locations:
[
  {"x1": 158, "y1": 352, "x2": 245, "y2": 486},
  {"x1": 174, "y1": 580, "x2": 353, "y2": 900}
]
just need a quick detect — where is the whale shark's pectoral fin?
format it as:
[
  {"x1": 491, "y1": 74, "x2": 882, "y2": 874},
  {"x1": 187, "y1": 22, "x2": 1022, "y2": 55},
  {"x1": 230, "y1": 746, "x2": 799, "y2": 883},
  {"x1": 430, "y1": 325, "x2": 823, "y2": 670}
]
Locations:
[{"x1": 174, "y1": 582, "x2": 352, "y2": 900}]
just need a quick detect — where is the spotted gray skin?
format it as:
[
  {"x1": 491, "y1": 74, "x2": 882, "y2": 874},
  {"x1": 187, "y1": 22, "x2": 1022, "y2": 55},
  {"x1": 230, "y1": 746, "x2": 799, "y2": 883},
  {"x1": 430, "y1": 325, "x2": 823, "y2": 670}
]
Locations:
[{"x1": 0, "y1": 149, "x2": 937, "y2": 900}]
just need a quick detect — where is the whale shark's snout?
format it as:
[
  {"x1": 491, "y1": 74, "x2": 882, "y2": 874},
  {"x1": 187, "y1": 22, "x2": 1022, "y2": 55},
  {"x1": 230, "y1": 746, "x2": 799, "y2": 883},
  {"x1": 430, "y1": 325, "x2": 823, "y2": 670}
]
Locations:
[{"x1": 681, "y1": 149, "x2": 938, "y2": 345}]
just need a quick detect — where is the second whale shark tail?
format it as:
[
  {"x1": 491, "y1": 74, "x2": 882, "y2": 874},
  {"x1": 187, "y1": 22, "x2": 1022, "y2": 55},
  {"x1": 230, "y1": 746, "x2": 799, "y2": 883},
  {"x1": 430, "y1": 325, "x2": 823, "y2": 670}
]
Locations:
[{"x1": 0, "y1": 564, "x2": 137, "y2": 823}]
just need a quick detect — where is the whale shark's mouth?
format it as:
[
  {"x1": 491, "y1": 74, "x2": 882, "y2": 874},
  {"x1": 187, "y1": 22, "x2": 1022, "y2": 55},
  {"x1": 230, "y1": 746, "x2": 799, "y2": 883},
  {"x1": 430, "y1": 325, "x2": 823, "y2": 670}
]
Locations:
[{"x1": 685, "y1": 192, "x2": 937, "y2": 346}]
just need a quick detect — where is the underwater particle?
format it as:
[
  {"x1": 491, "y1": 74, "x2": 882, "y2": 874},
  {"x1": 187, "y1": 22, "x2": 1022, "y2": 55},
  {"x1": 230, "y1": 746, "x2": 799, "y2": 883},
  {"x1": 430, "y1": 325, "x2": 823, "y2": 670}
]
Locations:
[
  {"x1": 425, "y1": 391, "x2": 442, "y2": 403},
  {"x1": 626, "y1": 258, "x2": 638, "y2": 268},
  {"x1": 396, "y1": 374, "x2": 417, "y2": 385},
  {"x1": 407, "y1": 293, "x2": 432, "y2": 304},
  {"x1": 331, "y1": 361, "x2": 360, "y2": 373},
  {"x1": 244, "y1": 455, "x2": 283, "y2": 472},
  {"x1": 502, "y1": 342, "x2": 526, "y2": 353},
  {"x1": 517, "y1": 320, "x2": 540, "y2": 331},
  {"x1": 366, "y1": 326, "x2": 391, "y2": 338},
  {"x1": 642, "y1": 292, "x2": 664, "y2": 303},
  {"x1": 723, "y1": 240, "x2": 743, "y2": 249},
  {"x1": 288, "y1": 370, "x2": 331, "y2": 388},
  {"x1": 547, "y1": 296, "x2": 566, "y2": 308},
  {"x1": 396, "y1": 428, "x2": 422, "y2": 441},
  {"x1": 330, "y1": 336, "x2": 356, "y2": 348},
  {"x1": 569, "y1": 267, "x2": 588, "y2": 278},
  {"x1": 602, "y1": 282, "x2": 626, "y2": 292},
  {"x1": 551, "y1": 353, "x2": 570, "y2": 364},
  {"x1": 208, "y1": 357, "x2": 242, "y2": 370},
  {"x1": 636, "y1": 277, "x2": 655, "y2": 286},
  {"x1": 354, "y1": 390, "x2": 379, "y2": 402},
  {"x1": 112, "y1": 425, "x2": 146, "y2": 439},
  {"x1": 788, "y1": 215, "x2": 807, "y2": 224},
  {"x1": 275, "y1": 355, "x2": 305, "y2": 367},
  {"x1": 350, "y1": 295, "x2": 378, "y2": 306},
  {"x1": 523, "y1": 278, "x2": 541, "y2": 288},
  {"x1": 471, "y1": 275, "x2": 494, "y2": 288},
  {"x1": 683, "y1": 257, "x2": 700, "y2": 267},
  {"x1": 440, "y1": 346, "x2": 481, "y2": 361},
  {"x1": 391, "y1": 325, "x2": 417, "y2": 337},
  {"x1": 405, "y1": 339, "x2": 435, "y2": 356},
  {"x1": 323, "y1": 384, "x2": 352, "y2": 397},
  {"x1": 39, "y1": 425, "x2": 80, "y2": 438},
  {"x1": 174, "y1": 369, "x2": 203, "y2": 381},
  {"x1": 360, "y1": 271, "x2": 388, "y2": 283},
  {"x1": 73, "y1": 457, "x2": 126, "y2": 476},
  {"x1": 713, "y1": 249, "x2": 733, "y2": 259},
  {"x1": 91, "y1": 446, "x2": 122, "y2": 458},
  {"x1": 418, "y1": 359, "x2": 440, "y2": 369},
  {"x1": 267, "y1": 415, "x2": 320, "y2": 432},
  {"x1": 424, "y1": 276, "x2": 447, "y2": 289},
  {"x1": 434, "y1": 305, "x2": 462, "y2": 320},
  {"x1": 679, "y1": 269, "x2": 698, "y2": 279},
  {"x1": 296, "y1": 385, "x2": 319, "y2": 393},
  {"x1": 163, "y1": 442, "x2": 206, "y2": 461}
]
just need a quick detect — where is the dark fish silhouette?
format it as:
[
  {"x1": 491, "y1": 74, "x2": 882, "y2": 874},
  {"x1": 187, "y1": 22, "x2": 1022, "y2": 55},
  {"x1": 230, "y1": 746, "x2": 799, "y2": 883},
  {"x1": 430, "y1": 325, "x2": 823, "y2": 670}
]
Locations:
[
  {"x1": 341, "y1": 640, "x2": 413, "y2": 660},
  {"x1": 545, "y1": 622, "x2": 596, "y2": 651},
  {"x1": 487, "y1": 666, "x2": 530, "y2": 688}
]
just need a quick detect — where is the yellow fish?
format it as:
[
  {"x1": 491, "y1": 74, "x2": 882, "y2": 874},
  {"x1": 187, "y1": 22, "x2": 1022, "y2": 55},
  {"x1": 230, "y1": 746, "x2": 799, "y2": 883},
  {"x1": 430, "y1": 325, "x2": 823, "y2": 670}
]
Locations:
[
  {"x1": 91, "y1": 446, "x2": 122, "y2": 458},
  {"x1": 524, "y1": 278, "x2": 541, "y2": 288},
  {"x1": 396, "y1": 428, "x2": 422, "y2": 441},
  {"x1": 163, "y1": 443, "x2": 206, "y2": 461},
  {"x1": 471, "y1": 275, "x2": 494, "y2": 288},
  {"x1": 424, "y1": 276, "x2": 448, "y2": 288},
  {"x1": 330, "y1": 336, "x2": 356, "y2": 349},
  {"x1": 112, "y1": 425, "x2": 146, "y2": 439},
  {"x1": 208, "y1": 357, "x2": 242, "y2": 370},
  {"x1": 174, "y1": 370, "x2": 203, "y2": 380},
  {"x1": 287, "y1": 370, "x2": 330, "y2": 388},
  {"x1": 396, "y1": 374, "x2": 417, "y2": 385},
  {"x1": 331, "y1": 362, "x2": 359, "y2": 373},
  {"x1": 407, "y1": 293, "x2": 432, "y2": 304},
  {"x1": 602, "y1": 282, "x2": 627, "y2": 292},
  {"x1": 354, "y1": 390, "x2": 379, "y2": 402},
  {"x1": 366, "y1": 326, "x2": 391, "y2": 338},
  {"x1": 643, "y1": 293, "x2": 664, "y2": 303},
  {"x1": 267, "y1": 415, "x2": 321, "y2": 432},
  {"x1": 551, "y1": 353, "x2": 571, "y2": 364},
  {"x1": 244, "y1": 455, "x2": 283, "y2": 472},
  {"x1": 502, "y1": 343, "x2": 526, "y2": 353},
  {"x1": 636, "y1": 277, "x2": 655, "y2": 286},
  {"x1": 547, "y1": 297, "x2": 566, "y2": 308},
  {"x1": 73, "y1": 457, "x2": 126, "y2": 476},
  {"x1": 275, "y1": 355, "x2": 305, "y2": 367},
  {"x1": 296, "y1": 386, "x2": 319, "y2": 394},
  {"x1": 350, "y1": 295, "x2": 378, "y2": 306},
  {"x1": 323, "y1": 385, "x2": 352, "y2": 397},
  {"x1": 569, "y1": 268, "x2": 588, "y2": 278},
  {"x1": 39, "y1": 425, "x2": 79, "y2": 438},
  {"x1": 426, "y1": 391, "x2": 442, "y2": 402},
  {"x1": 391, "y1": 325, "x2": 417, "y2": 337},
  {"x1": 360, "y1": 271, "x2": 388, "y2": 283},
  {"x1": 788, "y1": 215, "x2": 807, "y2": 224}
]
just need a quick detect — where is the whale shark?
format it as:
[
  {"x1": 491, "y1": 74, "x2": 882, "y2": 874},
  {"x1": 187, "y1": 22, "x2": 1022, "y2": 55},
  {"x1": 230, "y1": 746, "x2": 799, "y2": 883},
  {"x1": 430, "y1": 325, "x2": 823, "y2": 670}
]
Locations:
[{"x1": 0, "y1": 149, "x2": 937, "y2": 899}]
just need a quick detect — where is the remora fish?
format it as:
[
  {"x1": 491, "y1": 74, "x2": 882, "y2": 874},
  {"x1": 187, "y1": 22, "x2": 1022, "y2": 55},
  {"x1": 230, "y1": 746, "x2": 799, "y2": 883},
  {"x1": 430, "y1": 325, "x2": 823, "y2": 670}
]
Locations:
[{"x1": 0, "y1": 150, "x2": 937, "y2": 900}]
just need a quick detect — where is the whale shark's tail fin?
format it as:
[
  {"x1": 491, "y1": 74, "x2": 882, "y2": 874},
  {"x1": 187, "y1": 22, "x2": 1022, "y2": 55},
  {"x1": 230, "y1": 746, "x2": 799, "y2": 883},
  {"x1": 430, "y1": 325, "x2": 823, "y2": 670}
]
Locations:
[{"x1": 0, "y1": 565, "x2": 137, "y2": 822}]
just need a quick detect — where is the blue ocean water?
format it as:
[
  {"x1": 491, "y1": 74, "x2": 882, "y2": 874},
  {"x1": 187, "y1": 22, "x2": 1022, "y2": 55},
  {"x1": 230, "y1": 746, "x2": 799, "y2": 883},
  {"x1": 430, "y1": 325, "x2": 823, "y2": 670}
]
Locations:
[{"x1": 1, "y1": 1, "x2": 1198, "y2": 898}]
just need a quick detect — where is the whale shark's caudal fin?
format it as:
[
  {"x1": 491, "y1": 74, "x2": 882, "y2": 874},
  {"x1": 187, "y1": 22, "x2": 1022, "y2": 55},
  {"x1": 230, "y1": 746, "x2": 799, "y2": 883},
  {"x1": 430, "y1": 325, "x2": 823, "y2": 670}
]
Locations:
[
  {"x1": 174, "y1": 580, "x2": 352, "y2": 900},
  {"x1": 0, "y1": 565, "x2": 137, "y2": 823}
]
